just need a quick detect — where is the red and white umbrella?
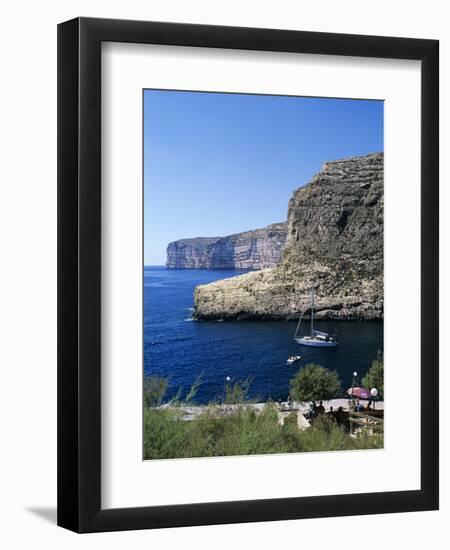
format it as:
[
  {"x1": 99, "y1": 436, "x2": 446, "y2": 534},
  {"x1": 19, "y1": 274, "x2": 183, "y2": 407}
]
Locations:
[{"x1": 347, "y1": 386, "x2": 372, "y2": 400}]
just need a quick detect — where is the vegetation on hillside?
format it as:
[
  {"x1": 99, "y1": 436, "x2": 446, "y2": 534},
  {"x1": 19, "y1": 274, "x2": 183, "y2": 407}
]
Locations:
[
  {"x1": 143, "y1": 360, "x2": 383, "y2": 460},
  {"x1": 143, "y1": 404, "x2": 382, "y2": 460}
]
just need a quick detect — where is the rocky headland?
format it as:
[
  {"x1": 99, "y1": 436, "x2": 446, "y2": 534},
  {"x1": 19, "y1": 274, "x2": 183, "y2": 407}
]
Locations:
[
  {"x1": 166, "y1": 223, "x2": 287, "y2": 270},
  {"x1": 193, "y1": 152, "x2": 384, "y2": 321}
]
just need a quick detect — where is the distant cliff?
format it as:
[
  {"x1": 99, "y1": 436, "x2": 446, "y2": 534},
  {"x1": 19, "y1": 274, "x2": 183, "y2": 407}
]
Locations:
[
  {"x1": 166, "y1": 223, "x2": 287, "y2": 270},
  {"x1": 193, "y1": 153, "x2": 384, "y2": 321}
]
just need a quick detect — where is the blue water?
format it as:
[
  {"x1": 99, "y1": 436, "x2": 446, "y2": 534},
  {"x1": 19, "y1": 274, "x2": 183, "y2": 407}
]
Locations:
[{"x1": 144, "y1": 266, "x2": 383, "y2": 404}]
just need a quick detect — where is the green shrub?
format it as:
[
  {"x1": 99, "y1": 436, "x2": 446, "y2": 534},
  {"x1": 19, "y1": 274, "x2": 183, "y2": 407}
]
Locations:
[
  {"x1": 224, "y1": 377, "x2": 253, "y2": 404},
  {"x1": 143, "y1": 375, "x2": 168, "y2": 408},
  {"x1": 290, "y1": 363, "x2": 341, "y2": 403},
  {"x1": 362, "y1": 352, "x2": 384, "y2": 399}
]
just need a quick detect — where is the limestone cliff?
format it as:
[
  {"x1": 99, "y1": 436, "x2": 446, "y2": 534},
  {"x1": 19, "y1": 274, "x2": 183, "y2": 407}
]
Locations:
[
  {"x1": 166, "y1": 223, "x2": 287, "y2": 270},
  {"x1": 193, "y1": 152, "x2": 383, "y2": 321}
]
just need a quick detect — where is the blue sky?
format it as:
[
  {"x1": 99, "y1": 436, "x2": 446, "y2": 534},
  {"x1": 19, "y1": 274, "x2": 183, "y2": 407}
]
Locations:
[{"x1": 144, "y1": 90, "x2": 383, "y2": 265}]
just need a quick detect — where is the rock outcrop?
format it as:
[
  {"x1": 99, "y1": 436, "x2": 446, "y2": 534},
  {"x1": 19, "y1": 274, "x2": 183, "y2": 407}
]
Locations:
[
  {"x1": 193, "y1": 153, "x2": 383, "y2": 321},
  {"x1": 166, "y1": 223, "x2": 287, "y2": 270}
]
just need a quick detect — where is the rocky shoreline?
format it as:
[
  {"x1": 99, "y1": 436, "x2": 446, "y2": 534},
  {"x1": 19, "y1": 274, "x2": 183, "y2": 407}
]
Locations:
[{"x1": 193, "y1": 153, "x2": 384, "y2": 321}]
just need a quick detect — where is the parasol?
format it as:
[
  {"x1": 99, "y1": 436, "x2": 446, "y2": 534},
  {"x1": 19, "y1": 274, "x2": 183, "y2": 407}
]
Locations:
[{"x1": 347, "y1": 386, "x2": 372, "y2": 400}]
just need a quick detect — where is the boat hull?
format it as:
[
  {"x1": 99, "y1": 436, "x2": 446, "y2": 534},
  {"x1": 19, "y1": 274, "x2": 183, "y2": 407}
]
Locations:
[{"x1": 295, "y1": 338, "x2": 337, "y2": 347}]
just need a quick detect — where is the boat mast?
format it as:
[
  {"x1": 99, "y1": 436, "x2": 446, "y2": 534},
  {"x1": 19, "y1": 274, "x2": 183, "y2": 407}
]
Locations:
[
  {"x1": 310, "y1": 288, "x2": 314, "y2": 337},
  {"x1": 294, "y1": 313, "x2": 303, "y2": 338}
]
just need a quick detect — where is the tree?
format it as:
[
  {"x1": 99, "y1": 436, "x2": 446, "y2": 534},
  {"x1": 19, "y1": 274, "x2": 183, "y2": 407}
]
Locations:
[
  {"x1": 290, "y1": 363, "x2": 341, "y2": 404},
  {"x1": 362, "y1": 353, "x2": 384, "y2": 399}
]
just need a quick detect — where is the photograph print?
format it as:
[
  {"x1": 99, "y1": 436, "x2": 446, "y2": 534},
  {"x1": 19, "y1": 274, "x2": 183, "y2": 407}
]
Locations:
[{"x1": 143, "y1": 90, "x2": 384, "y2": 460}]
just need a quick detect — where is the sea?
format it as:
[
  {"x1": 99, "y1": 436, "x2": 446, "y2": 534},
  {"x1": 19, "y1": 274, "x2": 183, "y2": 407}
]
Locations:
[{"x1": 144, "y1": 266, "x2": 383, "y2": 404}]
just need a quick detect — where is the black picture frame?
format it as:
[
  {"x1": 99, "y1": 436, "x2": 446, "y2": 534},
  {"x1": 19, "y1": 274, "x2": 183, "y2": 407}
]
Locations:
[{"x1": 57, "y1": 17, "x2": 439, "y2": 533}]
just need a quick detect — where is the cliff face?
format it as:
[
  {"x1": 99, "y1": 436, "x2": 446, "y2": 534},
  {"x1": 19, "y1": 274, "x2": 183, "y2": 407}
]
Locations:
[
  {"x1": 166, "y1": 237, "x2": 218, "y2": 269},
  {"x1": 166, "y1": 223, "x2": 287, "y2": 270},
  {"x1": 193, "y1": 153, "x2": 383, "y2": 321}
]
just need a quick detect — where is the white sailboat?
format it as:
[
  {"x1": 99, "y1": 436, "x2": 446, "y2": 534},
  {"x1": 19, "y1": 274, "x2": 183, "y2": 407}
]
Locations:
[{"x1": 294, "y1": 289, "x2": 337, "y2": 347}]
